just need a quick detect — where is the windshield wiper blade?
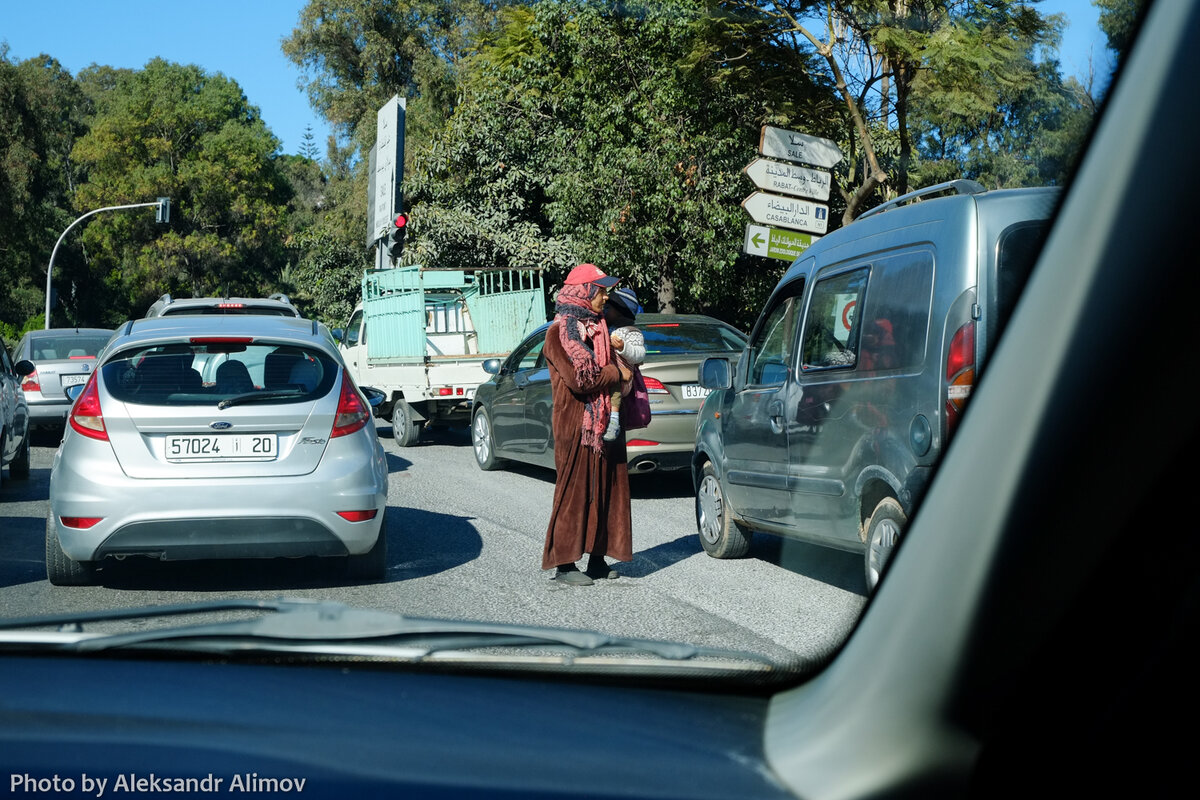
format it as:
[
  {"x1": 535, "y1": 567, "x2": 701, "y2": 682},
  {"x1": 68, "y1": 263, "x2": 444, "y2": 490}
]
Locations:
[
  {"x1": 217, "y1": 389, "x2": 305, "y2": 409},
  {"x1": 0, "y1": 599, "x2": 773, "y2": 666}
]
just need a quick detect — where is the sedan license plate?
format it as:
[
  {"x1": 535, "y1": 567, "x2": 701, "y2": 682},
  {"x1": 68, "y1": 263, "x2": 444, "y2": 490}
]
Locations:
[
  {"x1": 165, "y1": 434, "x2": 277, "y2": 461},
  {"x1": 682, "y1": 384, "x2": 712, "y2": 400},
  {"x1": 61, "y1": 374, "x2": 89, "y2": 387}
]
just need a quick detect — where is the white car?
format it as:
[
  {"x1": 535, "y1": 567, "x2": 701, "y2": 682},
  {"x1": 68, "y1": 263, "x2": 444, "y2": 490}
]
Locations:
[{"x1": 45, "y1": 315, "x2": 389, "y2": 585}]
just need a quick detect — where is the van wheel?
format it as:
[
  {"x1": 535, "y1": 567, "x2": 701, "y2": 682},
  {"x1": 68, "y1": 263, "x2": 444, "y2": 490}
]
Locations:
[
  {"x1": 45, "y1": 515, "x2": 97, "y2": 586},
  {"x1": 865, "y1": 497, "x2": 906, "y2": 592},
  {"x1": 696, "y1": 462, "x2": 752, "y2": 558},
  {"x1": 472, "y1": 407, "x2": 504, "y2": 470},
  {"x1": 392, "y1": 400, "x2": 421, "y2": 447}
]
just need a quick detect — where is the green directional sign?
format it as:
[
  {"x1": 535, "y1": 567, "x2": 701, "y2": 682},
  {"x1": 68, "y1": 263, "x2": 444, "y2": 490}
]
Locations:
[{"x1": 743, "y1": 223, "x2": 818, "y2": 262}]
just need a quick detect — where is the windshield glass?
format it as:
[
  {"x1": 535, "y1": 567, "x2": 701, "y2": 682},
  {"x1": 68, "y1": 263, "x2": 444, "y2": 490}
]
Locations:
[{"x1": 0, "y1": 0, "x2": 1134, "y2": 684}]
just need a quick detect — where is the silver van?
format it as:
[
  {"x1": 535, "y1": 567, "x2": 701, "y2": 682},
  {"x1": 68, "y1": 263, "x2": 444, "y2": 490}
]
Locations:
[{"x1": 693, "y1": 181, "x2": 1059, "y2": 591}]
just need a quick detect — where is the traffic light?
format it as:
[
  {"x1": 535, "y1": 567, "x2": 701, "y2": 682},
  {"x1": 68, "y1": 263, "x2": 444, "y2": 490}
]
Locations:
[
  {"x1": 156, "y1": 197, "x2": 170, "y2": 224},
  {"x1": 387, "y1": 212, "x2": 408, "y2": 258}
]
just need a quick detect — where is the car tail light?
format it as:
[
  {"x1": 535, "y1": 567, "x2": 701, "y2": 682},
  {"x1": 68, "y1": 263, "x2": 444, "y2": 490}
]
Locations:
[
  {"x1": 641, "y1": 376, "x2": 670, "y2": 394},
  {"x1": 69, "y1": 373, "x2": 108, "y2": 441},
  {"x1": 945, "y1": 321, "x2": 976, "y2": 435},
  {"x1": 189, "y1": 337, "x2": 254, "y2": 344},
  {"x1": 69, "y1": 355, "x2": 96, "y2": 360},
  {"x1": 60, "y1": 517, "x2": 103, "y2": 529},
  {"x1": 626, "y1": 439, "x2": 659, "y2": 447},
  {"x1": 20, "y1": 370, "x2": 40, "y2": 393},
  {"x1": 336, "y1": 510, "x2": 379, "y2": 522},
  {"x1": 331, "y1": 371, "x2": 370, "y2": 438},
  {"x1": 216, "y1": 303, "x2": 246, "y2": 309}
]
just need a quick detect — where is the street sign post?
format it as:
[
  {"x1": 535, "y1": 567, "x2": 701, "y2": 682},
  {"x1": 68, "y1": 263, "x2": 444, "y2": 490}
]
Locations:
[
  {"x1": 741, "y1": 192, "x2": 830, "y2": 234},
  {"x1": 371, "y1": 96, "x2": 406, "y2": 257},
  {"x1": 743, "y1": 158, "x2": 831, "y2": 202},
  {"x1": 759, "y1": 126, "x2": 842, "y2": 169},
  {"x1": 743, "y1": 224, "x2": 819, "y2": 262}
]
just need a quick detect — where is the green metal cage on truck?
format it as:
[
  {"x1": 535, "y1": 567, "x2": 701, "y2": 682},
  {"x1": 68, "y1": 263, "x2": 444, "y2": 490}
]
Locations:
[{"x1": 337, "y1": 265, "x2": 547, "y2": 446}]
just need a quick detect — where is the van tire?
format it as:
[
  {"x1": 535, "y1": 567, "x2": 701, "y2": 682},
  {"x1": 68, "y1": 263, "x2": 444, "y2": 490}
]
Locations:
[
  {"x1": 696, "y1": 462, "x2": 752, "y2": 558},
  {"x1": 392, "y1": 400, "x2": 421, "y2": 447},
  {"x1": 45, "y1": 516, "x2": 98, "y2": 586},
  {"x1": 865, "y1": 497, "x2": 906, "y2": 592}
]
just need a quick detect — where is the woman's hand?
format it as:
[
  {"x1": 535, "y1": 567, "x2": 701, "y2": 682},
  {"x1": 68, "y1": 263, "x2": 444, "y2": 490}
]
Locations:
[
  {"x1": 618, "y1": 363, "x2": 632, "y2": 382},
  {"x1": 611, "y1": 333, "x2": 624, "y2": 351}
]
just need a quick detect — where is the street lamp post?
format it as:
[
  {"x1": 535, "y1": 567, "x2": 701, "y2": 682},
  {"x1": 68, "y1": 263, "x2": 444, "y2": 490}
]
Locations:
[{"x1": 44, "y1": 199, "x2": 170, "y2": 329}]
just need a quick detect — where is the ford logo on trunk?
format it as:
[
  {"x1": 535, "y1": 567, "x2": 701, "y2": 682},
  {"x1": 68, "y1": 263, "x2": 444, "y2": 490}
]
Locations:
[{"x1": 209, "y1": 422, "x2": 233, "y2": 430}]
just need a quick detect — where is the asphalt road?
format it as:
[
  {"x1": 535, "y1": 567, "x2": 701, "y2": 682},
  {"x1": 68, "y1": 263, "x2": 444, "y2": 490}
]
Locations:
[{"x1": 0, "y1": 423, "x2": 867, "y2": 665}]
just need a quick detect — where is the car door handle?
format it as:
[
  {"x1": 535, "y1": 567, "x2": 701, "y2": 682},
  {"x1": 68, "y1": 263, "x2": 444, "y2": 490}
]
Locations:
[{"x1": 768, "y1": 398, "x2": 784, "y2": 434}]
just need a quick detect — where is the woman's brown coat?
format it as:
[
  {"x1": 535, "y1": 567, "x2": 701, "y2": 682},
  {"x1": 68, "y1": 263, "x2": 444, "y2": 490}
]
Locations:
[{"x1": 541, "y1": 322, "x2": 633, "y2": 570}]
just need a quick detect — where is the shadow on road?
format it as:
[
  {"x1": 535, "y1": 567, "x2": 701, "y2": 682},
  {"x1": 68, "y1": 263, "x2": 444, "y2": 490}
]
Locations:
[{"x1": 62, "y1": 504, "x2": 484, "y2": 592}]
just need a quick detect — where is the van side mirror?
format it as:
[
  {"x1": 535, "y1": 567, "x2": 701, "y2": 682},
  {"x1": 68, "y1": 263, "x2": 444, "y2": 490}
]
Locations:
[
  {"x1": 699, "y1": 357, "x2": 732, "y2": 391},
  {"x1": 331, "y1": 328, "x2": 344, "y2": 343}
]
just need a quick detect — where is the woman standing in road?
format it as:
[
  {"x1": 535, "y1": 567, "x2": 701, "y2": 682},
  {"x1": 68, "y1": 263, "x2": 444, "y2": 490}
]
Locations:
[{"x1": 541, "y1": 263, "x2": 633, "y2": 585}]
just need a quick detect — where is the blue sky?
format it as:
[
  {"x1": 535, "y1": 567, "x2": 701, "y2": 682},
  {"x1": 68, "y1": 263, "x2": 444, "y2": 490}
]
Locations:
[{"x1": 1, "y1": 1, "x2": 1113, "y2": 158}]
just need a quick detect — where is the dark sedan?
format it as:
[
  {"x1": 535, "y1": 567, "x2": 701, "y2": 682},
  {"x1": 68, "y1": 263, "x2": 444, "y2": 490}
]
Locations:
[{"x1": 471, "y1": 313, "x2": 746, "y2": 475}]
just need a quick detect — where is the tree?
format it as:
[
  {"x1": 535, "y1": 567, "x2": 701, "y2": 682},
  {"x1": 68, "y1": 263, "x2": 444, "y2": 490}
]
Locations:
[
  {"x1": 1095, "y1": 0, "x2": 1146, "y2": 64},
  {"x1": 0, "y1": 48, "x2": 87, "y2": 335},
  {"x1": 300, "y1": 123, "x2": 320, "y2": 160},
  {"x1": 408, "y1": 0, "x2": 831, "y2": 322},
  {"x1": 69, "y1": 59, "x2": 291, "y2": 322},
  {"x1": 733, "y1": 0, "x2": 1054, "y2": 221}
]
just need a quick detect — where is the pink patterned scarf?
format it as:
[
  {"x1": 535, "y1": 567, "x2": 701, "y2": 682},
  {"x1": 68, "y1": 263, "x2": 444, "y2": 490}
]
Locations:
[{"x1": 554, "y1": 283, "x2": 613, "y2": 452}]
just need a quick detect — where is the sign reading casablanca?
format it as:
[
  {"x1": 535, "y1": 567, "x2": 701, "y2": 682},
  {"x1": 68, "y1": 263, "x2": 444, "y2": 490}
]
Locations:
[{"x1": 741, "y1": 192, "x2": 829, "y2": 234}]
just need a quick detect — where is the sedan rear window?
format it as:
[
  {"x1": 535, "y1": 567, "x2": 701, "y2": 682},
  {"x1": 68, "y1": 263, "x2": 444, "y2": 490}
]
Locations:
[
  {"x1": 24, "y1": 335, "x2": 110, "y2": 360},
  {"x1": 641, "y1": 322, "x2": 744, "y2": 355},
  {"x1": 101, "y1": 343, "x2": 337, "y2": 406}
]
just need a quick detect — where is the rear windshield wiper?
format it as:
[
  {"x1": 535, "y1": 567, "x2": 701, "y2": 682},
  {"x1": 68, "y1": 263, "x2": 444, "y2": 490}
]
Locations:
[
  {"x1": 0, "y1": 599, "x2": 776, "y2": 668},
  {"x1": 217, "y1": 389, "x2": 306, "y2": 409}
]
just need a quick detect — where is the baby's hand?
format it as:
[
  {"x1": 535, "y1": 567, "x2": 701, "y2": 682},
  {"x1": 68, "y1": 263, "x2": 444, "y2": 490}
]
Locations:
[{"x1": 611, "y1": 334, "x2": 624, "y2": 350}]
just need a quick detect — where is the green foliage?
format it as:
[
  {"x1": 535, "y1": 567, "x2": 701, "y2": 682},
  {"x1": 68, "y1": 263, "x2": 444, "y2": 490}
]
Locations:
[
  {"x1": 1095, "y1": 0, "x2": 1146, "y2": 63},
  {"x1": 69, "y1": 59, "x2": 291, "y2": 324},
  {"x1": 0, "y1": 48, "x2": 88, "y2": 332},
  {"x1": 281, "y1": 229, "x2": 372, "y2": 328}
]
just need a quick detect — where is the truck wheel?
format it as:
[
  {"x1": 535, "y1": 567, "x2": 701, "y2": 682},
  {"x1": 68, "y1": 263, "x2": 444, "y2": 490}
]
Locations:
[
  {"x1": 865, "y1": 497, "x2": 906, "y2": 593},
  {"x1": 392, "y1": 400, "x2": 421, "y2": 447},
  {"x1": 45, "y1": 515, "x2": 97, "y2": 586},
  {"x1": 472, "y1": 407, "x2": 505, "y2": 471},
  {"x1": 695, "y1": 461, "x2": 752, "y2": 558}
]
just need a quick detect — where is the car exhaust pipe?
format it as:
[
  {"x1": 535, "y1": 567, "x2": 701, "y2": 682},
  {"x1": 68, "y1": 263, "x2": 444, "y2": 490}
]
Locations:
[{"x1": 628, "y1": 459, "x2": 657, "y2": 474}]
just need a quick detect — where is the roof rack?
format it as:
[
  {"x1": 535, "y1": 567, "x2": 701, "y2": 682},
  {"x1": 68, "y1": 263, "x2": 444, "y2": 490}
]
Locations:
[
  {"x1": 856, "y1": 179, "x2": 986, "y2": 221},
  {"x1": 268, "y1": 293, "x2": 293, "y2": 305}
]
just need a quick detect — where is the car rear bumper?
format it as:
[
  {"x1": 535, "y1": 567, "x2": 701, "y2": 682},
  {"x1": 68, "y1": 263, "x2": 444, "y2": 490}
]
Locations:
[
  {"x1": 26, "y1": 398, "x2": 71, "y2": 428},
  {"x1": 49, "y1": 434, "x2": 388, "y2": 563}
]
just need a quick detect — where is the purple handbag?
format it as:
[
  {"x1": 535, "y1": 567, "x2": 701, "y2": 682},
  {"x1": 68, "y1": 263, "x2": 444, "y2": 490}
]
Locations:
[{"x1": 621, "y1": 367, "x2": 652, "y2": 431}]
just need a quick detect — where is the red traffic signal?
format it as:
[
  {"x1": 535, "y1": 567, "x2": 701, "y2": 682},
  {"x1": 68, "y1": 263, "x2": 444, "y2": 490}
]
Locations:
[{"x1": 388, "y1": 212, "x2": 408, "y2": 258}]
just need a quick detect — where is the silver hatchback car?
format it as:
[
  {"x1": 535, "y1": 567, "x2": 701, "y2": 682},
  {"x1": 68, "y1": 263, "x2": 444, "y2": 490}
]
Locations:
[{"x1": 46, "y1": 316, "x2": 389, "y2": 585}]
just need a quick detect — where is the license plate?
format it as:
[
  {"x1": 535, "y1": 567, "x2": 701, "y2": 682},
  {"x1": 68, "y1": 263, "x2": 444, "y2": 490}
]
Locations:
[
  {"x1": 165, "y1": 434, "x2": 277, "y2": 461},
  {"x1": 682, "y1": 384, "x2": 712, "y2": 400},
  {"x1": 61, "y1": 374, "x2": 89, "y2": 387}
]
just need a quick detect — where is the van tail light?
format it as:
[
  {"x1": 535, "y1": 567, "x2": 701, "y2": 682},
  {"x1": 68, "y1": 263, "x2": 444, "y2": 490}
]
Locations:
[
  {"x1": 641, "y1": 376, "x2": 670, "y2": 394},
  {"x1": 945, "y1": 321, "x2": 976, "y2": 435},
  {"x1": 20, "y1": 370, "x2": 40, "y2": 393},
  {"x1": 69, "y1": 373, "x2": 108, "y2": 441},
  {"x1": 331, "y1": 371, "x2": 370, "y2": 438}
]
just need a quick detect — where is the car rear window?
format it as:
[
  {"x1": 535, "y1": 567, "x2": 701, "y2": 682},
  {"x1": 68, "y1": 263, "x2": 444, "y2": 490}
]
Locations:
[
  {"x1": 641, "y1": 322, "x2": 744, "y2": 355},
  {"x1": 26, "y1": 335, "x2": 110, "y2": 360},
  {"x1": 100, "y1": 342, "x2": 337, "y2": 406}
]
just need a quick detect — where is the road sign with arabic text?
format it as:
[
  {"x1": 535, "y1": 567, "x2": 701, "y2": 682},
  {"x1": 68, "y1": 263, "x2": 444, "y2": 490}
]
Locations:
[
  {"x1": 759, "y1": 126, "x2": 842, "y2": 169},
  {"x1": 743, "y1": 158, "x2": 831, "y2": 202},
  {"x1": 743, "y1": 224, "x2": 818, "y2": 261},
  {"x1": 741, "y1": 192, "x2": 829, "y2": 234}
]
